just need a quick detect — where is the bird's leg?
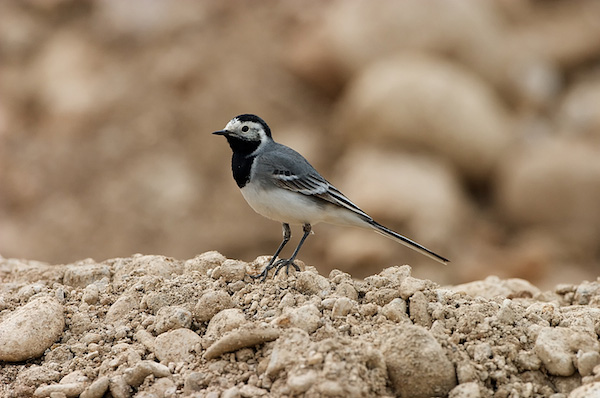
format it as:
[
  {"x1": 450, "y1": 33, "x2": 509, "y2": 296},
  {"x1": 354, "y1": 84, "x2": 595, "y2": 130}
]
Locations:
[
  {"x1": 272, "y1": 223, "x2": 311, "y2": 278},
  {"x1": 251, "y1": 223, "x2": 291, "y2": 280}
]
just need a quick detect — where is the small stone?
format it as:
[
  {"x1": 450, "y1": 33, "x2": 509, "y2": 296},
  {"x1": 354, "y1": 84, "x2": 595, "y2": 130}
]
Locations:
[
  {"x1": 82, "y1": 284, "x2": 100, "y2": 305},
  {"x1": 534, "y1": 327, "x2": 576, "y2": 376},
  {"x1": 153, "y1": 328, "x2": 201, "y2": 363},
  {"x1": 409, "y1": 291, "x2": 432, "y2": 327},
  {"x1": 335, "y1": 282, "x2": 358, "y2": 300},
  {"x1": 123, "y1": 361, "x2": 170, "y2": 387},
  {"x1": 204, "y1": 309, "x2": 247, "y2": 347},
  {"x1": 183, "y1": 372, "x2": 209, "y2": 394},
  {"x1": 0, "y1": 296, "x2": 64, "y2": 362},
  {"x1": 80, "y1": 377, "x2": 110, "y2": 398},
  {"x1": 295, "y1": 271, "x2": 331, "y2": 297},
  {"x1": 154, "y1": 306, "x2": 192, "y2": 334},
  {"x1": 193, "y1": 290, "x2": 234, "y2": 322},
  {"x1": 63, "y1": 264, "x2": 110, "y2": 288},
  {"x1": 204, "y1": 323, "x2": 279, "y2": 360},
  {"x1": 184, "y1": 251, "x2": 226, "y2": 274},
  {"x1": 381, "y1": 298, "x2": 408, "y2": 322},
  {"x1": 287, "y1": 370, "x2": 317, "y2": 394},
  {"x1": 212, "y1": 259, "x2": 246, "y2": 282},
  {"x1": 399, "y1": 277, "x2": 430, "y2": 299},
  {"x1": 272, "y1": 304, "x2": 321, "y2": 333},
  {"x1": 105, "y1": 294, "x2": 139, "y2": 326},
  {"x1": 448, "y1": 381, "x2": 481, "y2": 398},
  {"x1": 576, "y1": 351, "x2": 600, "y2": 377},
  {"x1": 365, "y1": 288, "x2": 401, "y2": 306},
  {"x1": 331, "y1": 297, "x2": 356, "y2": 318},
  {"x1": 383, "y1": 325, "x2": 456, "y2": 397},
  {"x1": 222, "y1": 386, "x2": 241, "y2": 398},
  {"x1": 568, "y1": 382, "x2": 600, "y2": 398}
]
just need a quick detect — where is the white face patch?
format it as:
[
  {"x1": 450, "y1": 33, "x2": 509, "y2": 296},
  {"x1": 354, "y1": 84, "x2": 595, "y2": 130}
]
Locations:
[{"x1": 224, "y1": 119, "x2": 268, "y2": 143}]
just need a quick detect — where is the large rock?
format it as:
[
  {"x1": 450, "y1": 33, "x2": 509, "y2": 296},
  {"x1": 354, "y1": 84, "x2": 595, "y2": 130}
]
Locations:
[
  {"x1": 0, "y1": 296, "x2": 64, "y2": 362},
  {"x1": 332, "y1": 55, "x2": 512, "y2": 180},
  {"x1": 497, "y1": 139, "x2": 600, "y2": 253},
  {"x1": 383, "y1": 324, "x2": 457, "y2": 397}
]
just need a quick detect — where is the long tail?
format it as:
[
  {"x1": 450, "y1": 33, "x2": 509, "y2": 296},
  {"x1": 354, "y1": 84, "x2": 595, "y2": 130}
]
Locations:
[{"x1": 368, "y1": 220, "x2": 450, "y2": 265}]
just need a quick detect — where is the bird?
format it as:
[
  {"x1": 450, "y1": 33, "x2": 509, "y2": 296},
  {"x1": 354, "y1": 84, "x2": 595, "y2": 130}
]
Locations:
[{"x1": 213, "y1": 114, "x2": 449, "y2": 281}]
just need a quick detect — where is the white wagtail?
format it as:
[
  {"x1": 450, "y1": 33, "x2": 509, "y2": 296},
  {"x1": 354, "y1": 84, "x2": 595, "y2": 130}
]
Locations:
[{"x1": 213, "y1": 114, "x2": 449, "y2": 280}]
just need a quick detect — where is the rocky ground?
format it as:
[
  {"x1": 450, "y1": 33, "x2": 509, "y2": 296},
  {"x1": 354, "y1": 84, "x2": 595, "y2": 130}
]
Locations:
[{"x1": 1, "y1": 252, "x2": 599, "y2": 398}]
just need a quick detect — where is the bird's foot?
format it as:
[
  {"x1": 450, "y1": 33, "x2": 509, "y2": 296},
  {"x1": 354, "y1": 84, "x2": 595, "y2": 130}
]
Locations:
[
  {"x1": 249, "y1": 257, "x2": 300, "y2": 282},
  {"x1": 272, "y1": 258, "x2": 301, "y2": 277}
]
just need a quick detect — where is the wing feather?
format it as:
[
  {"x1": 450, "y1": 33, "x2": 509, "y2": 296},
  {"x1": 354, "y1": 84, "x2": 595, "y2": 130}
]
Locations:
[{"x1": 272, "y1": 170, "x2": 371, "y2": 220}]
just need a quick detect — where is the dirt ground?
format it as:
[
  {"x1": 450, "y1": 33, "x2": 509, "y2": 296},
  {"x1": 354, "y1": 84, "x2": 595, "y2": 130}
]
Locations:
[{"x1": 1, "y1": 252, "x2": 599, "y2": 398}]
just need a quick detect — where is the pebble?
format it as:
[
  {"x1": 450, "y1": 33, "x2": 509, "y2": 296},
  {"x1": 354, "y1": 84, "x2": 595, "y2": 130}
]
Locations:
[
  {"x1": 184, "y1": 251, "x2": 226, "y2": 274},
  {"x1": 533, "y1": 327, "x2": 598, "y2": 376},
  {"x1": 295, "y1": 271, "x2": 331, "y2": 297},
  {"x1": 383, "y1": 324, "x2": 456, "y2": 397},
  {"x1": 399, "y1": 276, "x2": 430, "y2": 299},
  {"x1": 0, "y1": 296, "x2": 64, "y2": 362},
  {"x1": 568, "y1": 382, "x2": 600, "y2": 398},
  {"x1": 122, "y1": 360, "x2": 170, "y2": 387},
  {"x1": 63, "y1": 264, "x2": 110, "y2": 288},
  {"x1": 80, "y1": 376, "x2": 110, "y2": 398},
  {"x1": 204, "y1": 323, "x2": 280, "y2": 360},
  {"x1": 381, "y1": 298, "x2": 408, "y2": 323},
  {"x1": 272, "y1": 304, "x2": 321, "y2": 333},
  {"x1": 105, "y1": 294, "x2": 139, "y2": 325},
  {"x1": 286, "y1": 370, "x2": 317, "y2": 394},
  {"x1": 193, "y1": 290, "x2": 234, "y2": 322},
  {"x1": 331, "y1": 297, "x2": 356, "y2": 318},
  {"x1": 204, "y1": 309, "x2": 247, "y2": 347},
  {"x1": 82, "y1": 284, "x2": 100, "y2": 305},
  {"x1": 449, "y1": 381, "x2": 481, "y2": 398},
  {"x1": 154, "y1": 306, "x2": 192, "y2": 334},
  {"x1": 211, "y1": 259, "x2": 246, "y2": 282},
  {"x1": 153, "y1": 328, "x2": 202, "y2": 363}
]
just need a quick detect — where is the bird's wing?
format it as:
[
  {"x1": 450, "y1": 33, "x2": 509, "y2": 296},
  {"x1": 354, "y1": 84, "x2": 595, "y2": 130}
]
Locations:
[{"x1": 259, "y1": 146, "x2": 372, "y2": 220}]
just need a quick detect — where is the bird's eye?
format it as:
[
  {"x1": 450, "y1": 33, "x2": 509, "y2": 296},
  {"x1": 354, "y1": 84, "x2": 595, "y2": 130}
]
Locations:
[{"x1": 241, "y1": 126, "x2": 249, "y2": 132}]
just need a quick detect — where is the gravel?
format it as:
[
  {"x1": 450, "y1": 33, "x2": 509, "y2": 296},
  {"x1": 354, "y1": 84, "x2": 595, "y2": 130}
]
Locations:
[{"x1": 1, "y1": 252, "x2": 599, "y2": 397}]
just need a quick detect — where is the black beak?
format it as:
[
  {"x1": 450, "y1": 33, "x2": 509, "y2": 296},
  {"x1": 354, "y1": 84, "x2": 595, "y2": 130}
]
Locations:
[{"x1": 212, "y1": 130, "x2": 229, "y2": 136}]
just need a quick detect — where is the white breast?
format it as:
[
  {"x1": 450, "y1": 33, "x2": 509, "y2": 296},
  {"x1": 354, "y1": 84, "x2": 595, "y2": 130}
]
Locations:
[{"x1": 240, "y1": 182, "x2": 367, "y2": 227}]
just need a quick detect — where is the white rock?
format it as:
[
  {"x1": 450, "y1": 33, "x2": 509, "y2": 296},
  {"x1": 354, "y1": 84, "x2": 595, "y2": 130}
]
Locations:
[
  {"x1": 0, "y1": 296, "x2": 64, "y2": 362},
  {"x1": 332, "y1": 55, "x2": 511, "y2": 180},
  {"x1": 287, "y1": 370, "x2": 317, "y2": 395},
  {"x1": 534, "y1": 327, "x2": 593, "y2": 376},
  {"x1": 568, "y1": 382, "x2": 600, "y2": 398},
  {"x1": 381, "y1": 298, "x2": 408, "y2": 323},
  {"x1": 295, "y1": 271, "x2": 331, "y2": 297},
  {"x1": 80, "y1": 376, "x2": 110, "y2": 398},
  {"x1": 203, "y1": 309, "x2": 246, "y2": 347},
  {"x1": 105, "y1": 294, "x2": 139, "y2": 325},
  {"x1": 154, "y1": 306, "x2": 192, "y2": 334},
  {"x1": 383, "y1": 325, "x2": 456, "y2": 397},
  {"x1": 449, "y1": 381, "x2": 481, "y2": 398},
  {"x1": 63, "y1": 263, "x2": 110, "y2": 288},
  {"x1": 211, "y1": 259, "x2": 246, "y2": 282},
  {"x1": 153, "y1": 328, "x2": 201, "y2": 363},
  {"x1": 331, "y1": 297, "x2": 357, "y2": 318},
  {"x1": 497, "y1": 140, "x2": 600, "y2": 251},
  {"x1": 193, "y1": 290, "x2": 234, "y2": 322},
  {"x1": 451, "y1": 276, "x2": 540, "y2": 299},
  {"x1": 112, "y1": 255, "x2": 183, "y2": 281},
  {"x1": 273, "y1": 304, "x2": 321, "y2": 333},
  {"x1": 184, "y1": 251, "x2": 226, "y2": 274}
]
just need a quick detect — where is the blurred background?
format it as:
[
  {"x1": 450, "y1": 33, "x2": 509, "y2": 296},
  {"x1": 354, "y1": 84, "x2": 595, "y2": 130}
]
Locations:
[{"x1": 1, "y1": 0, "x2": 599, "y2": 289}]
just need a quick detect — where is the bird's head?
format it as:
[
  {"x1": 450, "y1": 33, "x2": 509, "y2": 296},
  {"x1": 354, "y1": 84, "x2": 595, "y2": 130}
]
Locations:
[{"x1": 213, "y1": 114, "x2": 272, "y2": 146}]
